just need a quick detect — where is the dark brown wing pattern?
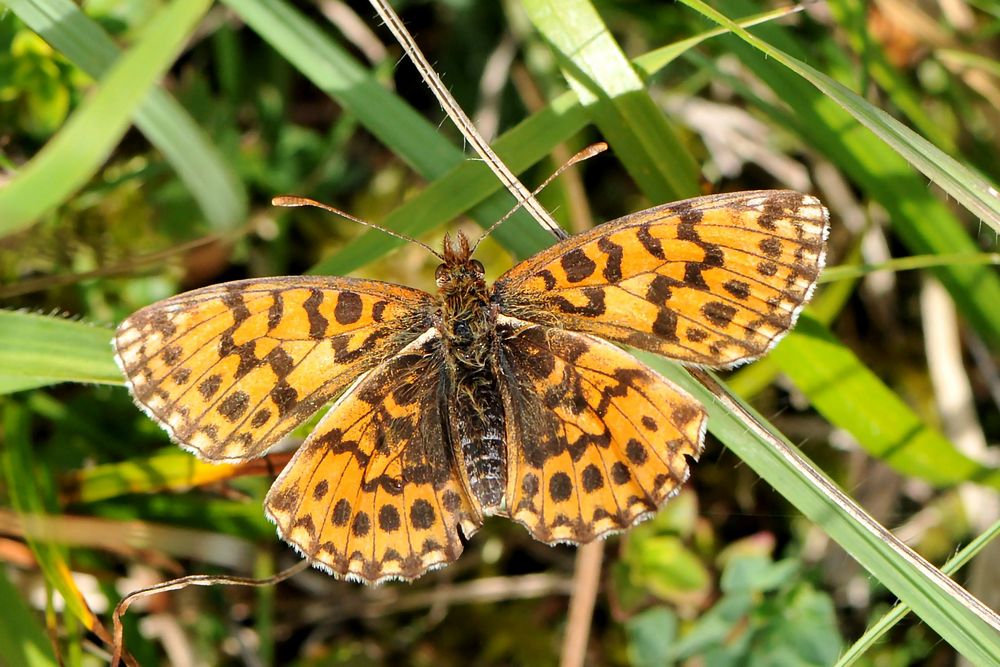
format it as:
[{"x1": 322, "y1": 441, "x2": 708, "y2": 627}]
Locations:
[
  {"x1": 266, "y1": 331, "x2": 482, "y2": 583},
  {"x1": 114, "y1": 277, "x2": 432, "y2": 461},
  {"x1": 496, "y1": 317, "x2": 706, "y2": 544},
  {"x1": 494, "y1": 190, "x2": 828, "y2": 368}
]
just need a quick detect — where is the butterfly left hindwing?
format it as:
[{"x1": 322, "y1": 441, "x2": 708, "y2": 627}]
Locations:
[{"x1": 266, "y1": 331, "x2": 483, "y2": 583}]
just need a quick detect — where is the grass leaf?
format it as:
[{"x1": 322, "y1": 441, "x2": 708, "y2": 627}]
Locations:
[{"x1": 0, "y1": 0, "x2": 215, "y2": 236}]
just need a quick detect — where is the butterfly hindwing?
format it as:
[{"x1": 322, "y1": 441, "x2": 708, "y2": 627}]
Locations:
[
  {"x1": 494, "y1": 190, "x2": 828, "y2": 368},
  {"x1": 114, "y1": 277, "x2": 433, "y2": 461},
  {"x1": 265, "y1": 331, "x2": 483, "y2": 583},
  {"x1": 496, "y1": 317, "x2": 706, "y2": 544}
]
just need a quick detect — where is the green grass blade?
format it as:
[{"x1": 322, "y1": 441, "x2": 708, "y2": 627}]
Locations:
[
  {"x1": 679, "y1": 0, "x2": 1000, "y2": 233},
  {"x1": 821, "y1": 252, "x2": 1000, "y2": 282},
  {"x1": 642, "y1": 361, "x2": 1000, "y2": 665},
  {"x1": 632, "y1": 5, "x2": 803, "y2": 78},
  {"x1": 773, "y1": 315, "x2": 1000, "y2": 489},
  {"x1": 224, "y1": 0, "x2": 554, "y2": 260},
  {"x1": 7, "y1": 0, "x2": 247, "y2": 231},
  {"x1": 0, "y1": 311, "x2": 119, "y2": 393},
  {"x1": 0, "y1": 0, "x2": 215, "y2": 236},
  {"x1": 836, "y1": 519, "x2": 1000, "y2": 666},
  {"x1": 313, "y1": 7, "x2": 797, "y2": 274},
  {"x1": 696, "y1": 0, "x2": 1000, "y2": 349},
  {"x1": 65, "y1": 450, "x2": 247, "y2": 504},
  {"x1": 522, "y1": 0, "x2": 700, "y2": 201},
  {"x1": 0, "y1": 568, "x2": 58, "y2": 667},
  {"x1": 826, "y1": 0, "x2": 957, "y2": 155},
  {"x1": 1, "y1": 403, "x2": 105, "y2": 643}
]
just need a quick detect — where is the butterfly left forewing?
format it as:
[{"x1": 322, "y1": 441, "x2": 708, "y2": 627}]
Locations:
[
  {"x1": 266, "y1": 331, "x2": 483, "y2": 583},
  {"x1": 494, "y1": 190, "x2": 827, "y2": 368},
  {"x1": 495, "y1": 317, "x2": 705, "y2": 544},
  {"x1": 114, "y1": 276, "x2": 432, "y2": 461}
]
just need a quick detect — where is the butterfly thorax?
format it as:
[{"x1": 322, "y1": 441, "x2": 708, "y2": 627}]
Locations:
[{"x1": 434, "y1": 233, "x2": 507, "y2": 511}]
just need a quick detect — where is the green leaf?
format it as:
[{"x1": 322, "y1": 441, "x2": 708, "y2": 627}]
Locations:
[
  {"x1": 0, "y1": 0, "x2": 216, "y2": 236},
  {"x1": 0, "y1": 567, "x2": 58, "y2": 667},
  {"x1": 679, "y1": 0, "x2": 1000, "y2": 233},
  {"x1": 627, "y1": 607, "x2": 678, "y2": 667},
  {"x1": 522, "y1": 0, "x2": 701, "y2": 202},
  {"x1": 720, "y1": 556, "x2": 798, "y2": 594},
  {"x1": 643, "y1": 358, "x2": 1000, "y2": 666},
  {"x1": 7, "y1": 0, "x2": 247, "y2": 231},
  {"x1": 0, "y1": 311, "x2": 119, "y2": 393},
  {"x1": 629, "y1": 535, "x2": 712, "y2": 603},
  {"x1": 686, "y1": 0, "x2": 1000, "y2": 349},
  {"x1": 774, "y1": 316, "x2": 1000, "y2": 490}
]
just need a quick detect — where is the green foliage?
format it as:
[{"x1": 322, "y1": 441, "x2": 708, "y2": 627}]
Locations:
[{"x1": 0, "y1": 0, "x2": 997, "y2": 665}]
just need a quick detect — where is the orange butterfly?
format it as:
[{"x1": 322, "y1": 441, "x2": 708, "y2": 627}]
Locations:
[{"x1": 114, "y1": 190, "x2": 827, "y2": 583}]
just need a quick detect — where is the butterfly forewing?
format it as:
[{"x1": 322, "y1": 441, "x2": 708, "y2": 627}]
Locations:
[
  {"x1": 496, "y1": 318, "x2": 706, "y2": 544},
  {"x1": 494, "y1": 190, "x2": 828, "y2": 368},
  {"x1": 265, "y1": 331, "x2": 482, "y2": 583},
  {"x1": 114, "y1": 277, "x2": 433, "y2": 461}
]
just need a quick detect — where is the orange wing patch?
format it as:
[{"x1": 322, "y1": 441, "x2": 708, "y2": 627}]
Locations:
[
  {"x1": 266, "y1": 332, "x2": 483, "y2": 583},
  {"x1": 495, "y1": 190, "x2": 828, "y2": 368},
  {"x1": 114, "y1": 277, "x2": 432, "y2": 461},
  {"x1": 497, "y1": 318, "x2": 705, "y2": 544}
]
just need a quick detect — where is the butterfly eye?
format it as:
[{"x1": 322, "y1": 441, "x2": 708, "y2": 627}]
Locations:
[
  {"x1": 435, "y1": 265, "x2": 447, "y2": 281},
  {"x1": 471, "y1": 259, "x2": 485, "y2": 274}
]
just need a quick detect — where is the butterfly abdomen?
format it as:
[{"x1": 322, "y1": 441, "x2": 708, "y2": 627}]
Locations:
[{"x1": 452, "y1": 370, "x2": 507, "y2": 510}]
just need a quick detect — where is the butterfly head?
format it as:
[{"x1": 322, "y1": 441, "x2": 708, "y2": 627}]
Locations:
[{"x1": 435, "y1": 232, "x2": 485, "y2": 290}]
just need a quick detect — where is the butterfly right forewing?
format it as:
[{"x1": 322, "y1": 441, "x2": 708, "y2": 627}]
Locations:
[{"x1": 494, "y1": 190, "x2": 828, "y2": 368}]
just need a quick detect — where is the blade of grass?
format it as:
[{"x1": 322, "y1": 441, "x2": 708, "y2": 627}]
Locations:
[
  {"x1": 695, "y1": 0, "x2": 1000, "y2": 350},
  {"x1": 223, "y1": 0, "x2": 554, "y2": 261},
  {"x1": 821, "y1": 252, "x2": 1000, "y2": 282},
  {"x1": 60, "y1": 450, "x2": 281, "y2": 505},
  {"x1": 646, "y1": 362, "x2": 1000, "y2": 663},
  {"x1": 836, "y1": 518, "x2": 1000, "y2": 666},
  {"x1": 1, "y1": 403, "x2": 112, "y2": 649},
  {"x1": 0, "y1": 567, "x2": 58, "y2": 667},
  {"x1": 522, "y1": 0, "x2": 701, "y2": 201},
  {"x1": 679, "y1": 0, "x2": 1000, "y2": 233},
  {"x1": 7, "y1": 0, "x2": 247, "y2": 231},
  {"x1": 827, "y1": 0, "x2": 958, "y2": 155},
  {"x1": 773, "y1": 315, "x2": 1000, "y2": 489},
  {"x1": 0, "y1": 311, "x2": 119, "y2": 393},
  {"x1": 0, "y1": 0, "x2": 215, "y2": 236}
]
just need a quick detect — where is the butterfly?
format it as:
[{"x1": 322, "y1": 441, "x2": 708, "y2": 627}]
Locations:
[{"x1": 114, "y1": 190, "x2": 828, "y2": 583}]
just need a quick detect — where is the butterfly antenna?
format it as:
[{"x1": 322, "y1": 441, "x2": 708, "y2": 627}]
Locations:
[
  {"x1": 272, "y1": 196, "x2": 444, "y2": 261},
  {"x1": 470, "y1": 142, "x2": 608, "y2": 254}
]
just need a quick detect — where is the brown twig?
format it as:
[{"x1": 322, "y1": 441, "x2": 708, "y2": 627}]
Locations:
[{"x1": 560, "y1": 541, "x2": 604, "y2": 667}]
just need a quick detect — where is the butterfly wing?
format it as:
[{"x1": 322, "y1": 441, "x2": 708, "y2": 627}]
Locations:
[
  {"x1": 493, "y1": 190, "x2": 828, "y2": 368},
  {"x1": 265, "y1": 331, "x2": 482, "y2": 583},
  {"x1": 114, "y1": 276, "x2": 433, "y2": 461},
  {"x1": 496, "y1": 317, "x2": 705, "y2": 544}
]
